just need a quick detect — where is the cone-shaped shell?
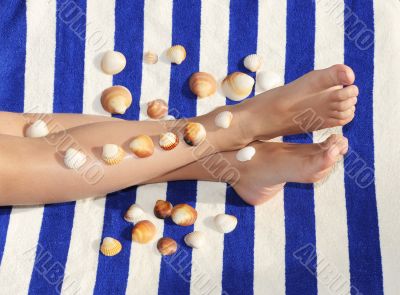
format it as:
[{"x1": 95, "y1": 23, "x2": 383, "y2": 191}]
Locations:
[
  {"x1": 102, "y1": 144, "x2": 125, "y2": 165},
  {"x1": 154, "y1": 200, "x2": 173, "y2": 219},
  {"x1": 243, "y1": 54, "x2": 263, "y2": 72},
  {"x1": 256, "y1": 71, "x2": 282, "y2": 91},
  {"x1": 184, "y1": 231, "x2": 205, "y2": 249},
  {"x1": 236, "y1": 146, "x2": 256, "y2": 162},
  {"x1": 171, "y1": 204, "x2": 197, "y2": 226},
  {"x1": 147, "y1": 99, "x2": 168, "y2": 119},
  {"x1": 25, "y1": 120, "x2": 49, "y2": 138},
  {"x1": 214, "y1": 111, "x2": 233, "y2": 129},
  {"x1": 183, "y1": 122, "x2": 206, "y2": 146},
  {"x1": 189, "y1": 72, "x2": 217, "y2": 98},
  {"x1": 159, "y1": 132, "x2": 179, "y2": 150},
  {"x1": 143, "y1": 51, "x2": 158, "y2": 64},
  {"x1": 214, "y1": 213, "x2": 238, "y2": 233},
  {"x1": 101, "y1": 85, "x2": 132, "y2": 114},
  {"x1": 124, "y1": 204, "x2": 145, "y2": 223},
  {"x1": 100, "y1": 237, "x2": 122, "y2": 256},
  {"x1": 64, "y1": 148, "x2": 87, "y2": 170},
  {"x1": 222, "y1": 72, "x2": 255, "y2": 101},
  {"x1": 132, "y1": 220, "x2": 157, "y2": 244},
  {"x1": 166, "y1": 45, "x2": 186, "y2": 64},
  {"x1": 129, "y1": 135, "x2": 154, "y2": 158},
  {"x1": 157, "y1": 237, "x2": 178, "y2": 255},
  {"x1": 101, "y1": 51, "x2": 126, "y2": 75}
]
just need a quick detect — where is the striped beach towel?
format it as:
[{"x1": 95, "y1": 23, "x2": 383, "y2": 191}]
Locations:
[{"x1": 0, "y1": 0, "x2": 398, "y2": 294}]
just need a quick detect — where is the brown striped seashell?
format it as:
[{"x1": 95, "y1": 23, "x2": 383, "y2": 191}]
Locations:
[
  {"x1": 166, "y1": 45, "x2": 186, "y2": 64},
  {"x1": 183, "y1": 122, "x2": 206, "y2": 146},
  {"x1": 101, "y1": 51, "x2": 126, "y2": 75},
  {"x1": 222, "y1": 72, "x2": 255, "y2": 101},
  {"x1": 102, "y1": 144, "x2": 125, "y2": 165},
  {"x1": 100, "y1": 237, "x2": 122, "y2": 256},
  {"x1": 143, "y1": 51, "x2": 158, "y2": 64},
  {"x1": 157, "y1": 237, "x2": 178, "y2": 255},
  {"x1": 129, "y1": 135, "x2": 154, "y2": 158},
  {"x1": 159, "y1": 132, "x2": 179, "y2": 150},
  {"x1": 147, "y1": 99, "x2": 168, "y2": 119},
  {"x1": 189, "y1": 72, "x2": 217, "y2": 98},
  {"x1": 171, "y1": 204, "x2": 197, "y2": 226},
  {"x1": 154, "y1": 200, "x2": 173, "y2": 219},
  {"x1": 131, "y1": 220, "x2": 157, "y2": 244},
  {"x1": 101, "y1": 85, "x2": 132, "y2": 114}
]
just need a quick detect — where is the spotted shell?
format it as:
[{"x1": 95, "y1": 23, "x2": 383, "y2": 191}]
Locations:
[
  {"x1": 101, "y1": 85, "x2": 132, "y2": 114},
  {"x1": 100, "y1": 237, "x2": 122, "y2": 256},
  {"x1": 147, "y1": 99, "x2": 168, "y2": 119},
  {"x1": 25, "y1": 120, "x2": 49, "y2": 138},
  {"x1": 184, "y1": 231, "x2": 206, "y2": 249},
  {"x1": 154, "y1": 200, "x2": 173, "y2": 219},
  {"x1": 243, "y1": 54, "x2": 263, "y2": 72},
  {"x1": 131, "y1": 220, "x2": 157, "y2": 244},
  {"x1": 256, "y1": 71, "x2": 282, "y2": 91},
  {"x1": 171, "y1": 204, "x2": 197, "y2": 226},
  {"x1": 102, "y1": 144, "x2": 125, "y2": 165},
  {"x1": 157, "y1": 237, "x2": 178, "y2": 255},
  {"x1": 183, "y1": 122, "x2": 206, "y2": 146},
  {"x1": 64, "y1": 148, "x2": 87, "y2": 170},
  {"x1": 124, "y1": 204, "x2": 146, "y2": 223},
  {"x1": 143, "y1": 51, "x2": 158, "y2": 64},
  {"x1": 222, "y1": 72, "x2": 255, "y2": 101},
  {"x1": 166, "y1": 45, "x2": 186, "y2": 64},
  {"x1": 129, "y1": 135, "x2": 154, "y2": 158},
  {"x1": 189, "y1": 72, "x2": 217, "y2": 98},
  {"x1": 214, "y1": 213, "x2": 238, "y2": 233},
  {"x1": 214, "y1": 111, "x2": 233, "y2": 129},
  {"x1": 159, "y1": 132, "x2": 179, "y2": 150},
  {"x1": 101, "y1": 51, "x2": 126, "y2": 75}
]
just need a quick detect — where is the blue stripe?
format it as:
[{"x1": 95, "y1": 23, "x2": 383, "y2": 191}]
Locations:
[
  {"x1": 0, "y1": 207, "x2": 11, "y2": 266},
  {"x1": 343, "y1": 1, "x2": 383, "y2": 294},
  {"x1": 283, "y1": 1, "x2": 317, "y2": 294},
  {"x1": 221, "y1": 1, "x2": 258, "y2": 294},
  {"x1": 93, "y1": 1, "x2": 144, "y2": 294}
]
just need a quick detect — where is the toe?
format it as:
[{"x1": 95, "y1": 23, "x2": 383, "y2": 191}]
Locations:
[
  {"x1": 331, "y1": 96, "x2": 357, "y2": 111},
  {"x1": 331, "y1": 85, "x2": 359, "y2": 101},
  {"x1": 330, "y1": 106, "x2": 355, "y2": 120}
]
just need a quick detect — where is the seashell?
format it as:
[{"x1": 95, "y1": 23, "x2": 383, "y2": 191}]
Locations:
[
  {"x1": 222, "y1": 72, "x2": 255, "y2": 101},
  {"x1": 157, "y1": 237, "x2": 178, "y2": 255},
  {"x1": 243, "y1": 54, "x2": 263, "y2": 72},
  {"x1": 257, "y1": 71, "x2": 282, "y2": 91},
  {"x1": 100, "y1": 237, "x2": 122, "y2": 256},
  {"x1": 166, "y1": 45, "x2": 186, "y2": 65},
  {"x1": 214, "y1": 111, "x2": 233, "y2": 129},
  {"x1": 101, "y1": 85, "x2": 132, "y2": 114},
  {"x1": 236, "y1": 146, "x2": 256, "y2": 162},
  {"x1": 214, "y1": 213, "x2": 238, "y2": 233},
  {"x1": 102, "y1": 144, "x2": 125, "y2": 165},
  {"x1": 64, "y1": 148, "x2": 87, "y2": 170},
  {"x1": 162, "y1": 115, "x2": 176, "y2": 121},
  {"x1": 183, "y1": 122, "x2": 206, "y2": 146},
  {"x1": 131, "y1": 220, "x2": 157, "y2": 244},
  {"x1": 124, "y1": 204, "x2": 145, "y2": 223},
  {"x1": 25, "y1": 120, "x2": 49, "y2": 138},
  {"x1": 143, "y1": 51, "x2": 158, "y2": 64},
  {"x1": 129, "y1": 135, "x2": 154, "y2": 158},
  {"x1": 171, "y1": 204, "x2": 197, "y2": 226},
  {"x1": 189, "y1": 72, "x2": 217, "y2": 98},
  {"x1": 101, "y1": 51, "x2": 126, "y2": 75},
  {"x1": 159, "y1": 132, "x2": 179, "y2": 151},
  {"x1": 184, "y1": 231, "x2": 205, "y2": 249},
  {"x1": 147, "y1": 99, "x2": 168, "y2": 119},
  {"x1": 154, "y1": 200, "x2": 173, "y2": 219}
]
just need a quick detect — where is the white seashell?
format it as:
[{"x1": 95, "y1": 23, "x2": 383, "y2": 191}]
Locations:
[
  {"x1": 214, "y1": 111, "x2": 233, "y2": 129},
  {"x1": 222, "y1": 72, "x2": 255, "y2": 101},
  {"x1": 162, "y1": 115, "x2": 176, "y2": 121},
  {"x1": 257, "y1": 71, "x2": 282, "y2": 91},
  {"x1": 184, "y1": 231, "x2": 206, "y2": 249},
  {"x1": 214, "y1": 214, "x2": 238, "y2": 233},
  {"x1": 64, "y1": 148, "x2": 87, "y2": 170},
  {"x1": 124, "y1": 204, "x2": 145, "y2": 223},
  {"x1": 25, "y1": 120, "x2": 49, "y2": 138},
  {"x1": 143, "y1": 51, "x2": 158, "y2": 64},
  {"x1": 102, "y1": 144, "x2": 125, "y2": 165},
  {"x1": 243, "y1": 54, "x2": 263, "y2": 72},
  {"x1": 101, "y1": 51, "x2": 126, "y2": 75},
  {"x1": 236, "y1": 146, "x2": 256, "y2": 162},
  {"x1": 166, "y1": 45, "x2": 186, "y2": 65}
]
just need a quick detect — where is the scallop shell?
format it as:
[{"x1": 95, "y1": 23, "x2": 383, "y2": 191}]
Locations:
[
  {"x1": 183, "y1": 122, "x2": 206, "y2": 146},
  {"x1": 157, "y1": 237, "x2": 178, "y2": 255},
  {"x1": 154, "y1": 200, "x2": 173, "y2": 219},
  {"x1": 129, "y1": 135, "x2": 154, "y2": 158},
  {"x1": 257, "y1": 71, "x2": 282, "y2": 91},
  {"x1": 102, "y1": 144, "x2": 125, "y2": 165},
  {"x1": 236, "y1": 146, "x2": 256, "y2": 162},
  {"x1": 124, "y1": 204, "x2": 146, "y2": 223},
  {"x1": 189, "y1": 72, "x2": 217, "y2": 98},
  {"x1": 143, "y1": 51, "x2": 158, "y2": 64},
  {"x1": 214, "y1": 111, "x2": 233, "y2": 129},
  {"x1": 159, "y1": 132, "x2": 179, "y2": 150},
  {"x1": 100, "y1": 237, "x2": 122, "y2": 256},
  {"x1": 184, "y1": 231, "x2": 205, "y2": 249},
  {"x1": 131, "y1": 220, "x2": 157, "y2": 244},
  {"x1": 64, "y1": 148, "x2": 87, "y2": 170},
  {"x1": 25, "y1": 120, "x2": 49, "y2": 138},
  {"x1": 101, "y1": 85, "x2": 132, "y2": 114},
  {"x1": 243, "y1": 54, "x2": 263, "y2": 72},
  {"x1": 222, "y1": 72, "x2": 255, "y2": 101},
  {"x1": 101, "y1": 51, "x2": 126, "y2": 75},
  {"x1": 214, "y1": 213, "x2": 238, "y2": 233},
  {"x1": 166, "y1": 45, "x2": 186, "y2": 64},
  {"x1": 171, "y1": 204, "x2": 197, "y2": 226},
  {"x1": 147, "y1": 99, "x2": 168, "y2": 119}
]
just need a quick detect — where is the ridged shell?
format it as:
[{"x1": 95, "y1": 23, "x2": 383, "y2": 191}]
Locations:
[
  {"x1": 184, "y1": 231, "x2": 205, "y2": 249},
  {"x1": 101, "y1": 85, "x2": 132, "y2": 114},
  {"x1": 214, "y1": 214, "x2": 238, "y2": 233},
  {"x1": 257, "y1": 71, "x2": 282, "y2": 91},
  {"x1": 100, "y1": 237, "x2": 122, "y2": 256},
  {"x1": 143, "y1": 51, "x2": 158, "y2": 64},
  {"x1": 25, "y1": 120, "x2": 49, "y2": 138},
  {"x1": 214, "y1": 111, "x2": 233, "y2": 129},
  {"x1": 166, "y1": 45, "x2": 186, "y2": 64},
  {"x1": 101, "y1": 51, "x2": 126, "y2": 75},
  {"x1": 102, "y1": 144, "x2": 125, "y2": 165},
  {"x1": 159, "y1": 132, "x2": 179, "y2": 150},
  {"x1": 64, "y1": 148, "x2": 87, "y2": 170},
  {"x1": 171, "y1": 204, "x2": 197, "y2": 226},
  {"x1": 154, "y1": 200, "x2": 173, "y2": 219},
  {"x1": 129, "y1": 135, "x2": 154, "y2": 158},
  {"x1": 147, "y1": 99, "x2": 168, "y2": 119},
  {"x1": 132, "y1": 220, "x2": 157, "y2": 244},
  {"x1": 183, "y1": 122, "x2": 206, "y2": 146},
  {"x1": 222, "y1": 72, "x2": 255, "y2": 101},
  {"x1": 157, "y1": 237, "x2": 178, "y2": 255},
  {"x1": 243, "y1": 54, "x2": 263, "y2": 72},
  {"x1": 236, "y1": 146, "x2": 256, "y2": 162},
  {"x1": 124, "y1": 204, "x2": 146, "y2": 223},
  {"x1": 189, "y1": 72, "x2": 217, "y2": 98}
]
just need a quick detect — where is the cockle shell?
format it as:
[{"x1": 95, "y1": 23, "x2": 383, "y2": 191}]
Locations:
[
  {"x1": 214, "y1": 213, "x2": 238, "y2": 233},
  {"x1": 143, "y1": 51, "x2": 158, "y2": 64},
  {"x1": 64, "y1": 148, "x2": 87, "y2": 170},
  {"x1": 257, "y1": 71, "x2": 282, "y2": 91},
  {"x1": 189, "y1": 72, "x2": 217, "y2": 98},
  {"x1": 222, "y1": 72, "x2": 255, "y2": 101},
  {"x1": 157, "y1": 237, "x2": 178, "y2": 255},
  {"x1": 101, "y1": 51, "x2": 126, "y2": 75},
  {"x1": 184, "y1": 231, "x2": 205, "y2": 249},
  {"x1": 129, "y1": 135, "x2": 154, "y2": 158},
  {"x1": 183, "y1": 122, "x2": 206, "y2": 146},
  {"x1": 100, "y1": 237, "x2": 122, "y2": 256},
  {"x1": 102, "y1": 144, "x2": 125, "y2": 165},
  {"x1": 25, "y1": 120, "x2": 49, "y2": 138},
  {"x1": 171, "y1": 204, "x2": 197, "y2": 226},
  {"x1": 124, "y1": 204, "x2": 145, "y2": 223},
  {"x1": 214, "y1": 111, "x2": 233, "y2": 129},
  {"x1": 154, "y1": 200, "x2": 173, "y2": 219},
  {"x1": 147, "y1": 99, "x2": 168, "y2": 119},
  {"x1": 243, "y1": 54, "x2": 263, "y2": 72},
  {"x1": 236, "y1": 146, "x2": 256, "y2": 162},
  {"x1": 159, "y1": 132, "x2": 179, "y2": 150},
  {"x1": 101, "y1": 85, "x2": 132, "y2": 114},
  {"x1": 166, "y1": 45, "x2": 186, "y2": 64},
  {"x1": 131, "y1": 220, "x2": 157, "y2": 244}
]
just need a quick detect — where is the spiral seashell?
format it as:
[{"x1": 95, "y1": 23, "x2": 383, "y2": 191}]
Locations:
[
  {"x1": 157, "y1": 237, "x2": 178, "y2": 255},
  {"x1": 143, "y1": 51, "x2": 158, "y2": 64},
  {"x1": 100, "y1": 237, "x2": 122, "y2": 256},
  {"x1": 171, "y1": 204, "x2": 197, "y2": 226},
  {"x1": 131, "y1": 220, "x2": 157, "y2": 244},
  {"x1": 102, "y1": 144, "x2": 125, "y2": 165},
  {"x1": 124, "y1": 204, "x2": 146, "y2": 223},
  {"x1": 159, "y1": 132, "x2": 179, "y2": 151},
  {"x1": 189, "y1": 72, "x2": 217, "y2": 98},
  {"x1": 147, "y1": 99, "x2": 168, "y2": 119},
  {"x1": 236, "y1": 146, "x2": 256, "y2": 162},
  {"x1": 243, "y1": 54, "x2": 263, "y2": 72},
  {"x1": 166, "y1": 45, "x2": 186, "y2": 64},
  {"x1": 64, "y1": 148, "x2": 87, "y2": 170},
  {"x1": 183, "y1": 122, "x2": 206, "y2": 146},
  {"x1": 154, "y1": 200, "x2": 173, "y2": 219},
  {"x1": 214, "y1": 213, "x2": 238, "y2": 233},
  {"x1": 256, "y1": 71, "x2": 282, "y2": 91},
  {"x1": 25, "y1": 120, "x2": 49, "y2": 138},
  {"x1": 184, "y1": 231, "x2": 205, "y2": 249},
  {"x1": 101, "y1": 86, "x2": 132, "y2": 114},
  {"x1": 214, "y1": 111, "x2": 233, "y2": 129},
  {"x1": 222, "y1": 72, "x2": 255, "y2": 101},
  {"x1": 101, "y1": 51, "x2": 126, "y2": 75},
  {"x1": 129, "y1": 135, "x2": 154, "y2": 158}
]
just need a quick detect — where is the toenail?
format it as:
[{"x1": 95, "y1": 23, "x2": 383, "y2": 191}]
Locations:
[{"x1": 338, "y1": 71, "x2": 349, "y2": 83}]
